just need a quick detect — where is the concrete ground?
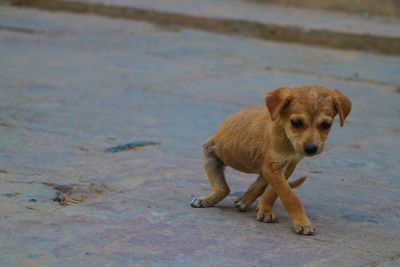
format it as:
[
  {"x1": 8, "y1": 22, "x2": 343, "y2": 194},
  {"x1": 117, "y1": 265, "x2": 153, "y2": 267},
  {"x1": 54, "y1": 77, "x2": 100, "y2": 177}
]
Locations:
[
  {"x1": 11, "y1": 0, "x2": 400, "y2": 55},
  {"x1": 1, "y1": 4, "x2": 400, "y2": 267},
  {"x1": 250, "y1": 0, "x2": 400, "y2": 17}
]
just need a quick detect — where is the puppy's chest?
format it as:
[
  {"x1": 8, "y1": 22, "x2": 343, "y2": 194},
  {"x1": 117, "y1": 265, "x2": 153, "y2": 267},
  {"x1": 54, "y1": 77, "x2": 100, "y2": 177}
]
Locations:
[{"x1": 280, "y1": 154, "x2": 303, "y2": 174}]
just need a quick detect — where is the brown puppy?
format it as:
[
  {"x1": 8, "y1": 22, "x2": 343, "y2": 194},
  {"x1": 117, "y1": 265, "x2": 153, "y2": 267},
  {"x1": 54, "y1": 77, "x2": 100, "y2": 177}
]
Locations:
[{"x1": 191, "y1": 85, "x2": 351, "y2": 235}]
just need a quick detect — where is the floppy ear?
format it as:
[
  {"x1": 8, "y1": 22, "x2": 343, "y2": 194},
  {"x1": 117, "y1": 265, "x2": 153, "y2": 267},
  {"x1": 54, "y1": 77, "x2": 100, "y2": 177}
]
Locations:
[
  {"x1": 265, "y1": 87, "x2": 292, "y2": 121},
  {"x1": 332, "y1": 89, "x2": 352, "y2": 127}
]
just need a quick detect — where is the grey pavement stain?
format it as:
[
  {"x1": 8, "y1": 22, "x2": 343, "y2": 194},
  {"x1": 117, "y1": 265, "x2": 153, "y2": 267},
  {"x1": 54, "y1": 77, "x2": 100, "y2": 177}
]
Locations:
[
  {"x1": 341, "y1": 214, "x2": 379, "y2": 224},
  {"x1": 0, "y1": 24, "x2": 46, "y2": 35}
]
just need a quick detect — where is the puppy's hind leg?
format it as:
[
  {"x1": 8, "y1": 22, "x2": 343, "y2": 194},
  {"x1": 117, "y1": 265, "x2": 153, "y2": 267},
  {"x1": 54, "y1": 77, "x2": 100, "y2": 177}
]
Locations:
[
  {"x1": 235, "y1": 175, "x2": 267, "y2": 212},
  {"x1": 191, "y1": 139, "x2": 230, "y2": 208}
]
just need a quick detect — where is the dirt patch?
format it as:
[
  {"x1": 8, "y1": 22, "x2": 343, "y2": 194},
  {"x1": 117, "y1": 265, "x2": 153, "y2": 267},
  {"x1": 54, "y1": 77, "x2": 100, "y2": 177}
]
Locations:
[
  {"x1": 0, "y1": 123, "x2": 13, "y2": 128},
  {"x1": 1, "y1": 192, "x2": 21, "y2": 198},
  {"x1": 43, "y1": 182, "x2": 112, "y2": 206},
  {"x1": 249, "y1": 0, "x2": 400, "y2": 17}
]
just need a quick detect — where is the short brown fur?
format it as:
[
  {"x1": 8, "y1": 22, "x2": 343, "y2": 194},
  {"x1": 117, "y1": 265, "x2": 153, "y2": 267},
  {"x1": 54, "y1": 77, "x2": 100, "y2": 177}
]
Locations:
[{"x1": 191, "y1": 85, "x2": 351, "y2": 235}]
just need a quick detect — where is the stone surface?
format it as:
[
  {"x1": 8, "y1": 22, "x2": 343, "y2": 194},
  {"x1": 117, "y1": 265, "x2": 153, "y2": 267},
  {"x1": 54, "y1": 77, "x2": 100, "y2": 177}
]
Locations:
[
  {"x1": 0, "y1": 6, "x2": 400, "y2": 267},
  {"x1": 250, "y1": 0, "x2": 400, "y2": 17},
  {"x1": 10, "y1": 0, "x2": 400, "y2": 55},
  {"x1": 32, "y1": 0, "x2": 400, "y2": 37}
]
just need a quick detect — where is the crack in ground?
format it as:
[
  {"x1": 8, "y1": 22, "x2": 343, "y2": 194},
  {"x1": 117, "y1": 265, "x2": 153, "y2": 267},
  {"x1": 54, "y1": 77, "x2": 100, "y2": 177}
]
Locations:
[{"x1": 0, "y1": 25, "x2": 48, "y2": 35}]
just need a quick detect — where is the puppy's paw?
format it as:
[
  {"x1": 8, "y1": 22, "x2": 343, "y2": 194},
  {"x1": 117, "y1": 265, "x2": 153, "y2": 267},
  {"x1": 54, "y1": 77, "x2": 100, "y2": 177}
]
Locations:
[
  {"x1": 256, "y1": 203, "x2": 278, "y2": 223},
  {"x1": 191, "y1": 197, "x2": 214, "y2": 208},
  {"x1": 190, "y1": 197, "x2": 205, "y2": 208},
  {"x1": 256, "y1": 211, "x2": 278, "y2": 223},
  {"x1": 234, "y1": 198, "x2": 250, "y2": 212},
  {"x1": 294, "y1": 224, "x2": 316, "y2": 235}
]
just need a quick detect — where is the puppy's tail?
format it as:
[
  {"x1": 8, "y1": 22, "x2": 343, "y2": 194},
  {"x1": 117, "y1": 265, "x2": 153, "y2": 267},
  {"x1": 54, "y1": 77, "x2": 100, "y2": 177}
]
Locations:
[{"x1": 288, "y1": 176, "x2": 307, "y2": 189}]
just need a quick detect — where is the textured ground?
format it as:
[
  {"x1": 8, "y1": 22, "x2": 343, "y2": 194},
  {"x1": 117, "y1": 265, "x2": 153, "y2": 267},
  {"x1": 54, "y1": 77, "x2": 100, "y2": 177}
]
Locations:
[
  {"x1": 11, "y1": 0, "x2": 400, "y2": 55},
  {"x1": 1, "y1": 5, "x2": 400, "y2": 267}
]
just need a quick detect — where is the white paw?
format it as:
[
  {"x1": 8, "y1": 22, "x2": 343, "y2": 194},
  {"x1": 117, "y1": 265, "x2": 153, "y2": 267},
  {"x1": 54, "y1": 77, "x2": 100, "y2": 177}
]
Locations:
[{"x1": 190, "y1": 197, "x2": 204, "y2": 208}]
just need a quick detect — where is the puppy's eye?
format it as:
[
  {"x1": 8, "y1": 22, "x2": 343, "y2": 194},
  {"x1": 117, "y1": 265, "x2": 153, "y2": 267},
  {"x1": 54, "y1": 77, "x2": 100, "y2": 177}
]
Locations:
[
  {"x1": 320, "y1": 121, "x2": 332, "y2": 130},
  {"x1": 291, "y1": 119, "x2": 303, "y2": 129}
]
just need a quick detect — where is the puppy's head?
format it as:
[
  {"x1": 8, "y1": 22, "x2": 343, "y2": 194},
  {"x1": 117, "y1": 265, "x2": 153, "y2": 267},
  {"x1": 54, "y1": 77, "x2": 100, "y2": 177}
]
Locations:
[{"x1": 265, "y1": 85, "x2": 352, "y2": 157}]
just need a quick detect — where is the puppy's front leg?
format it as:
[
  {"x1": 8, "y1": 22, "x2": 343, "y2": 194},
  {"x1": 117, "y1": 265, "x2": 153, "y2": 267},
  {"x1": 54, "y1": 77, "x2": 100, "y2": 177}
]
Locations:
[
  {"x1": 256, "y1": 184, "x2": 279, "y2": 223},
  {"x1": 257, "y1": 162, "x2": 304, "y2": 223},
  {"x1": 263, "y1": 165, "x2": 315, "y2": 235},
  {"x1": 256, "y1": 176, "x2": 306, "y2": 223}
]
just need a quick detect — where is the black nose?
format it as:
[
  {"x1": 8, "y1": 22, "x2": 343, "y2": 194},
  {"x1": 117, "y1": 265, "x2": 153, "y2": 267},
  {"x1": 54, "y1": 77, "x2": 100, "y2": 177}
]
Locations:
[{"x1": 304, "y1": 144, "x2": 318, "y2": 155}]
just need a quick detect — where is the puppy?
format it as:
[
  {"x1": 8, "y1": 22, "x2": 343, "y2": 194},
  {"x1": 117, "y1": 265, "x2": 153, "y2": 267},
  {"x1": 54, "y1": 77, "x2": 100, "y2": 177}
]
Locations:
[{"x1": 191, "y1": 85, "x2": 351, "y2": 235}]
